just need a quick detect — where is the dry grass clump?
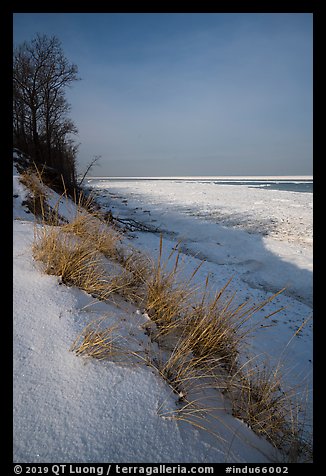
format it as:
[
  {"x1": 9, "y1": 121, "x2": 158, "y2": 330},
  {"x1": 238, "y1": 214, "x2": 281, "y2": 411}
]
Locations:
[
  {"x1": 70, "y1": 317, "x2": 150, "y2": 367},
  {"x1": 33, "y1": 226, "x2": 113, "y2": 300},
  {"x1": 227, "y1": 359, "x2": 312, "y2": 461},
  {"x1": 19, "y1": 167, "x2": 56, "y2": 222},
  {"x1": 146, "y1": 268, "x2": 188, "y2": 329},
  {"x1": 29, "y1": 178, "x2": 154, "y2": 304},
  {"x1": 185, "y1": 279, "x2": 285, "y2": 373},
  {"x1": 230, "y1": 361, "x2": 289, "y2": 441},
  {"x1": 70, "y1": 318, "x2": 125, "y2": 360},
  {"x1": 72, "y1": 189, "x2": 99, "y2": 215},
  {"x1": 20, "y1": 167, "x2": 46, "y2": 202},
  {"x1": 144, "y1": 237, "x2": 200, "y2": 335},
  {"x1": 62, "y1": 213, "x2": 121, "y2": 261}
]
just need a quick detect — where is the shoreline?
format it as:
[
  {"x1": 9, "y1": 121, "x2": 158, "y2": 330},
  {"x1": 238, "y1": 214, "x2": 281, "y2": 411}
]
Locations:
[{"x1": 87, "y1": 177, "x2": 313, "y2": 255}]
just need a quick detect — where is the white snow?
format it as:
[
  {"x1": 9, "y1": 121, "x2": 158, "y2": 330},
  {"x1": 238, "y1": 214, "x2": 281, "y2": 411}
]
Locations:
[{"x1": 13, "y1": 168, "x2": 312, "y2": 463}]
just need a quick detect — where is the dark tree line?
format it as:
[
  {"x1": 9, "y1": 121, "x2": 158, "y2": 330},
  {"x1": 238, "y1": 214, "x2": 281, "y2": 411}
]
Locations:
[{"x1": 13, "y1": 33, "x2": 80, "y2": 193}]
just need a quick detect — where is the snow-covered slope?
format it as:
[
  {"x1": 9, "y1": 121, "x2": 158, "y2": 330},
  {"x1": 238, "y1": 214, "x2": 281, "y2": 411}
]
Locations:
[{"x1": 13, "y1": 161, "x2": 310, "y2": 463}]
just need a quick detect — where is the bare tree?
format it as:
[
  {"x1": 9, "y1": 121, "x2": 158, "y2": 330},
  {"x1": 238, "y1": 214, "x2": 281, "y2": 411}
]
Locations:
[{"x1": 13, "y1": 33, "x2": 80, "y2": 191}]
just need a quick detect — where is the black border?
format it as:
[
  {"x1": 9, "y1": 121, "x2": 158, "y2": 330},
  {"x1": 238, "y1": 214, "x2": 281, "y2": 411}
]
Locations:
[{"x1": 6, "y1": 1, "x2": 320, "y2": 470}]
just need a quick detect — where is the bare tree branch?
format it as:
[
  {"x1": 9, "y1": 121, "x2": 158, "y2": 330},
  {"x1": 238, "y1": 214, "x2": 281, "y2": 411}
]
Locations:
[{"x1": 78, "y1": 155, "x2": 101, "y2": 188}]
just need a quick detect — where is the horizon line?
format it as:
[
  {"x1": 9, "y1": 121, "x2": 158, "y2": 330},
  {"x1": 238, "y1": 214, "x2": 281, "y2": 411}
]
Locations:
[{"x1": 84, "y1": 175, "x2": 313, "y2": 181}]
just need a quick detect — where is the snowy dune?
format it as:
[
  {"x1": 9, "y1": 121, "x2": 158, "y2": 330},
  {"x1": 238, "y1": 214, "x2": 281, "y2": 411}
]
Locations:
[{"x1": 13, "y1": 166, "x2": 312, "y2": 463}]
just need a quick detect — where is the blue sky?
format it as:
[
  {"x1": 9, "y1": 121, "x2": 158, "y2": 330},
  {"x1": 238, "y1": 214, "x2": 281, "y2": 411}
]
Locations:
[{"x1": 13, "y1": 13, "x2": 313, "y2": 176}]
